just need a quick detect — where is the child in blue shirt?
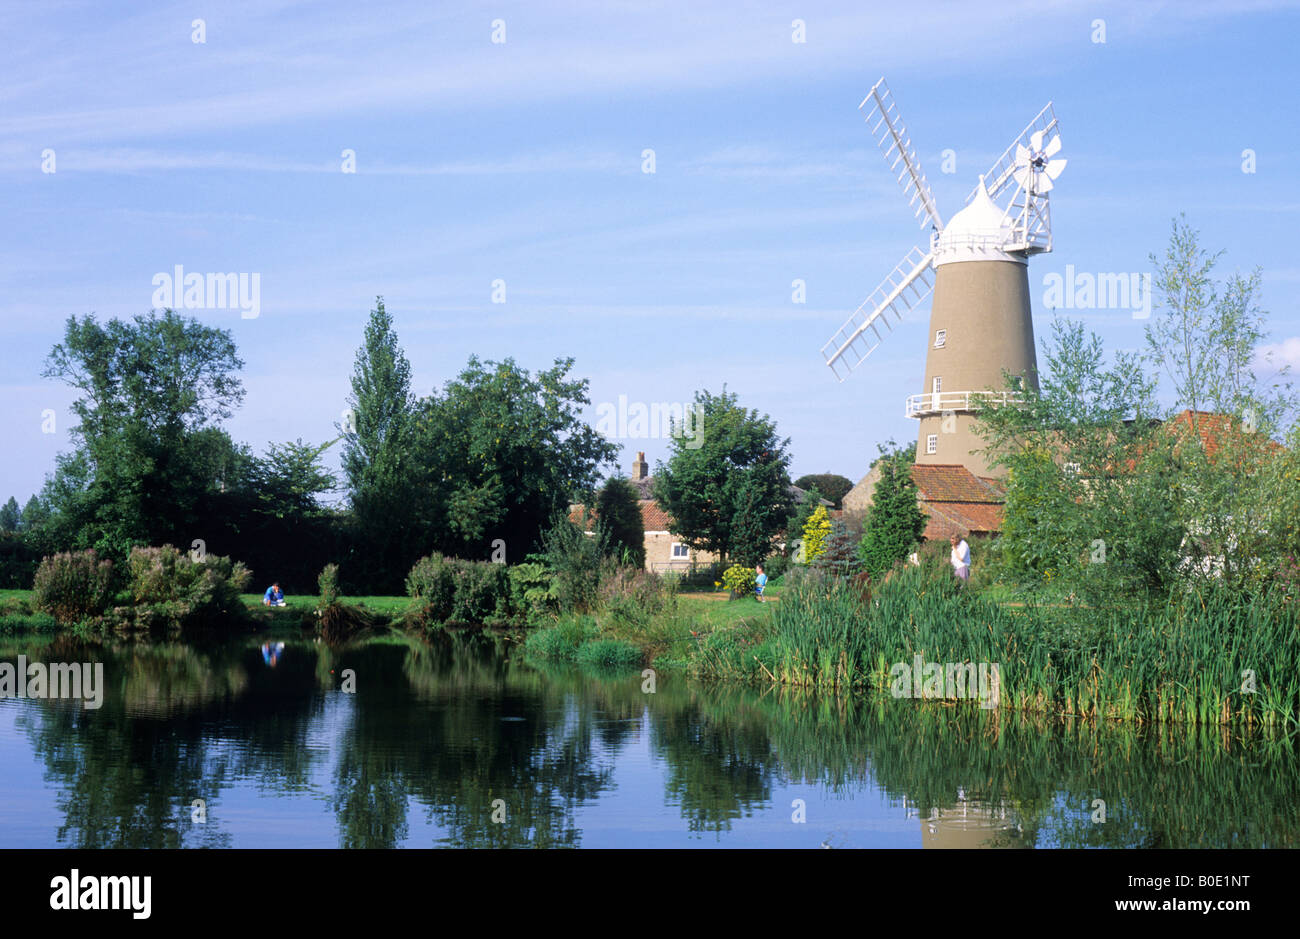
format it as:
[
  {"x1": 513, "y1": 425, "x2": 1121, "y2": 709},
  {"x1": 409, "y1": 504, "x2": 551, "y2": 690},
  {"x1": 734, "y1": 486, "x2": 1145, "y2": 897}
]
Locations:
[
  {"x1": 755, "y1": 565, "x2": 768, "y2": 602},
  {"x1": 263, "y1": 583, "x2": 286, "y2": 607}
]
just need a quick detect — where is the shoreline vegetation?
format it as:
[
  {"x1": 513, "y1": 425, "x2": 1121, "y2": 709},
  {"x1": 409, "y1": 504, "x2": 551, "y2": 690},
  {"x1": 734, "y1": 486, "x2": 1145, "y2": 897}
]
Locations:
[{"x1": 6, "y1": 534, "x2": 1296, "y2": 730}]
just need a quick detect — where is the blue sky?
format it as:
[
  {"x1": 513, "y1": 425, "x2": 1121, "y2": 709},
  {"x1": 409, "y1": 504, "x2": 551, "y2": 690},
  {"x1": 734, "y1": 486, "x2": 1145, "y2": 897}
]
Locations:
[{"x1": 2, "y1": 0, "x2": 1298, "y2": 505}]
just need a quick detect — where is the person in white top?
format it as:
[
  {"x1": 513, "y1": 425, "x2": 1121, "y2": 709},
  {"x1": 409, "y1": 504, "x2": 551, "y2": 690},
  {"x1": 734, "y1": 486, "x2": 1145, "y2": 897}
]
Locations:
[{"x1": 949, "y1": 534, "x2": 971, "y2": 583}]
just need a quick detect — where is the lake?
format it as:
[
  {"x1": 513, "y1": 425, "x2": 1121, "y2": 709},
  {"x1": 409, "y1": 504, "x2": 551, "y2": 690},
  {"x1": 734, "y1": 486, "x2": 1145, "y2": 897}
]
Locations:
[{"x1": 1, "y1": 632, "x2": 1296, "y2": 848}]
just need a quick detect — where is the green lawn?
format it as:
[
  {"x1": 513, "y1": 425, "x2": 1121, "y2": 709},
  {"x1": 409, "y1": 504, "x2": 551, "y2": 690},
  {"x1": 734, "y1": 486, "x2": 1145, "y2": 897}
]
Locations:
[
  {"x1": 676, "y1": 589, "x2": 778, "y2": 629},
  {"x1": 239, "y1": 593, "x2": 412, "y2": 617}
]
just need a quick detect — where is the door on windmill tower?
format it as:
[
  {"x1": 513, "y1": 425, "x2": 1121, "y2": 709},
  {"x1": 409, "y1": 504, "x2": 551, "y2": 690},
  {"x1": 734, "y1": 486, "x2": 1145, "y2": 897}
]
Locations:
[{"x1": 931, "y1": 376, "x2": 942, "y2": 412}]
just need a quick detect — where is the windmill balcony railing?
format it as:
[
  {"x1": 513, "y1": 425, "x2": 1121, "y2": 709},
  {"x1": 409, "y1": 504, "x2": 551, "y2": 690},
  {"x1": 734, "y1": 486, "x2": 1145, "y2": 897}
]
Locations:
[
  {"x1": 905, "y1": 390, "x2": 1023, "y2": 418},
  {"x1": 930, "y1": 228, "x2": 1050, "y2": 257}
]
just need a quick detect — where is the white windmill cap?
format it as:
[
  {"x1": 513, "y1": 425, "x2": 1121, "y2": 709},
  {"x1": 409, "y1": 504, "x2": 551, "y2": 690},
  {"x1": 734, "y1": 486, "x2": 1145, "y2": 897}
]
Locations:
[{"x1": 934, "y1": 176, "x2": 1025, "y2": 267}]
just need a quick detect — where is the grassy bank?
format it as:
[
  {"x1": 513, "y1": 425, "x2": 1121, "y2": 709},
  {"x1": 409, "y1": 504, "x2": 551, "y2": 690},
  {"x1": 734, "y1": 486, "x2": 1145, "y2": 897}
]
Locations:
[
  {"x1": 239, "y1": 593, "x2": 410, "y2": 618},
  {"x1": 522, "y1": 585, "x2": 778, "y2": 671},
  {"x1": 691, "y1": 567, "x2": 1300, "y2": 728},
  {"x1": 524, "y1": 561, "x2": 1300, "y2": 728}
]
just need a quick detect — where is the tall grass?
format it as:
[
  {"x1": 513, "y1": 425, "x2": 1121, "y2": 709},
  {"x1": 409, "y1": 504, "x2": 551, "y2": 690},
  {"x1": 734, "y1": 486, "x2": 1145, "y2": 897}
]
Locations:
[{"x1": 716, "y1": 564, "x2": 1300, "y2": 728}]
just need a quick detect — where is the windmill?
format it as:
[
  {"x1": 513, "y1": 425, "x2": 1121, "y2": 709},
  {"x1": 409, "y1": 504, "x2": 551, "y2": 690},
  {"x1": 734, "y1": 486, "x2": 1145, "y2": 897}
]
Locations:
[{"x1": 822, "y1": 78, "x2": 1066, "y2": 477}]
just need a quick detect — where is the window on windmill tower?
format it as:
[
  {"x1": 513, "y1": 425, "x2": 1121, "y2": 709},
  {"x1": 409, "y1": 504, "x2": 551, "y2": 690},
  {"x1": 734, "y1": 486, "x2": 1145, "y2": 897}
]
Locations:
[
  {"x1": 934, "y1": 329, "x2": 946, "y2": 348},
  {"x1": 926, "y1": 434, "x2": 938, "y2": 454}
]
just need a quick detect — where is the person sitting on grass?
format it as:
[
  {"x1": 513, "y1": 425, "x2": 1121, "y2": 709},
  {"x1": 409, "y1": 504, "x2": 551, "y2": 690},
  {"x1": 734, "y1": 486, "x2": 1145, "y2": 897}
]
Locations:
[
  {"x1": 755, "y1": 564, "x2": 768, "y2": 602},
  {"x1": 263, "y1": 582, "x2": 286, "y2": 607}
]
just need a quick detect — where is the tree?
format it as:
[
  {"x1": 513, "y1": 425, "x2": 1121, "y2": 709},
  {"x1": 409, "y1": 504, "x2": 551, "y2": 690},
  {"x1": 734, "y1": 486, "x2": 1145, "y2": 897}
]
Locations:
[
  {"x1": 857, "y1": 447, "x2": 926, "y2": 577},
  {"x1": 801, "y1": 506, "x2": 832, "y2": 563},
  {"x1": 728, "y1": 474, "x2": 782, "y2": 567},
  {"x1": 814, "y1": 519, "x2": 863, "y2": 578},
  {"x1": 653, "y1": 388, "x2": 793, "y2": 563},
  {"x1": 975, "y1": 316, "x2": 1183, "y2": 601},
  {"x1": 414, "y1": 355, "x2": 619, "y2": 562},
  {"x1": 794, "y1": 473, "x2": 853, "y2": 509},
  {"x1": 1146, "y1": 215, "x2": 1296, "y2": 434},
  {"x1": 340, "y1": 297, "x2": 420, "y2": 589},
  {"x1": 20, "y1": 496, "x2": 48, "y2": 532},
  {"x1": 249, "y1": 439, "x2": 339, "y2": 522},
  {"x1": 784, "y1": 486, "x2": 825, "y2": 554},
  {"x1": 0, "y1": 498, "x2": 19, "y2": 533},
  {"x1": 39, "y1": 310, "x2": 245, "y2": 557},
  {"x1": 596, "y1": 477, "x2": 645, "y2": 568}
]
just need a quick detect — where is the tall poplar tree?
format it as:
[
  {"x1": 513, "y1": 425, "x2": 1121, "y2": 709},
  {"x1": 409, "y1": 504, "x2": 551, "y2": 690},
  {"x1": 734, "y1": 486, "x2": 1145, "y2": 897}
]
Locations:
[{"x1": 341, "y1": 297, "x2": 419, "y2": 589}]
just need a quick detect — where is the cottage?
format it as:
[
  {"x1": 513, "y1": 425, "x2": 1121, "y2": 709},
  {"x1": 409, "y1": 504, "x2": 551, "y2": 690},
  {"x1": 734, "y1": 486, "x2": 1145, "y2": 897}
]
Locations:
[
  {"x1": 572, "y1": 452, "x2": 829, "y2": 572},
  {"x1": 843, "y1": 461, "x2": 1004, "y2": 542}
]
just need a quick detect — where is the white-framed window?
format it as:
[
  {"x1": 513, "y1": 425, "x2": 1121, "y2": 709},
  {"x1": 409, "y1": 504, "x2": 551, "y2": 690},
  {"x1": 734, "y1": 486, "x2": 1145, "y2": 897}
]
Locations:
[
  {"x1": 933, "y1": 376, "x2": 942, "y2": 394},
  {"x1": 934, "y1": 329, "x2": 946, "y2": 348},
  {"x1": 1064, "y1": 462, "x2": 1080, "y2": 477},
  {"x1": 670, "y1": 543, "x2": 690, "y2": 559},
  {"x1": 926, "y1": 434, "x2": 938, "y2": 454}
]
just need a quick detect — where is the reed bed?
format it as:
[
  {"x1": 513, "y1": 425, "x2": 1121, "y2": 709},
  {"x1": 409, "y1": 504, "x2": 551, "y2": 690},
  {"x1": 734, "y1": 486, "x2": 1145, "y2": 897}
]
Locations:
[{"x1": 704, "y1": 566, "x2": 1300, "y2": 728}]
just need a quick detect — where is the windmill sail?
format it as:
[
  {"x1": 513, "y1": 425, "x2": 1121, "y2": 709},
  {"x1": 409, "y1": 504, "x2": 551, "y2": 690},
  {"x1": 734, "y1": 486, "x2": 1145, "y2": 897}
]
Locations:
[
  {"x1": 862, "y1": 79, "x2": 944, "y2": 231},
  {"x1": 969, "y1": 102, "x2": 1062, "y2": 252},
  {"x1": 822, "y1": 245, "x2": 935, "y2": 381}
]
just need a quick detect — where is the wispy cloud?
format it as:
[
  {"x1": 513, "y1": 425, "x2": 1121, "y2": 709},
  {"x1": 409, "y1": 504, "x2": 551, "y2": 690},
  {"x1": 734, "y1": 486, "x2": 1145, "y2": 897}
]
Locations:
[
  {"x1": 0, "y1": 146, "x2": 629, "y2": 176},
  {"x1": 1257, "y1": 336, "x2": 1300, "y2": 371},
  {"x1": 9, "y1": 0, "x2": 1283, "y2": 149}
]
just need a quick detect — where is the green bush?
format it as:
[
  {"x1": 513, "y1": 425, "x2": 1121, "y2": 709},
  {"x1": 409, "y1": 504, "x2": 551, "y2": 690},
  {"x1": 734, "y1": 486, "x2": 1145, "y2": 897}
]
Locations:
[
  {"x1": 406, "y1": 553, "x2": 516, "y2": 628},
  {"x1": 523, "y1": 616, "x2": 597, "y2": 660},
  {"x1": 318, "y1": 563, "x2": 341, "y2": 605},
  {"x1": 508, "y1": 561, "x2": 559, "y2": 624},
  {"x1": 32, "y1": 550, "x2": 114, "y2": 625},
  {"x1": 721, "y1": 563, "x2": 757, "y2": 599},
  {"x1": 540, "y1": 515, "x2": 606, "y2": 613},
  {"x1": 126, "y1": 545, "x2": 251, "y2": 626},
  {"x1": 574, "y1": 638, "x2": 643, "y2": 669},
  {"x1": 314, "y1": 561, "x2": 382, "y2": 643},
  {"x1": 597, "y1": 565, "x2": 675, "y2": 629},
  {"x1": 451, "y1": 561, "x2": 512, "y2": 625},
  {"x1": 406, "y1": 553, "x2": 458, "y2": 623},
  {"x1": 0, "y1": 611, "x2": 58, "y2": 634}
]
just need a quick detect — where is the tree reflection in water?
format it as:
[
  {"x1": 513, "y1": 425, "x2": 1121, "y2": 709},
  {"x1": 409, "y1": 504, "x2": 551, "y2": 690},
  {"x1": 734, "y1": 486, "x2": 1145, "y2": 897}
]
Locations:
[{"x1": 7, "y1": 634, "x2": 1299, "y2": 848}]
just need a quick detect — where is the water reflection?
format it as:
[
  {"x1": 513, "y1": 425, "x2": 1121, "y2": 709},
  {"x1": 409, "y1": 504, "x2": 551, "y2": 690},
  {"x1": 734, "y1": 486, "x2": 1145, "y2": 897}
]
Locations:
[{"x1": 1, "y1": 634, "x2": 1297, "y2": 848}]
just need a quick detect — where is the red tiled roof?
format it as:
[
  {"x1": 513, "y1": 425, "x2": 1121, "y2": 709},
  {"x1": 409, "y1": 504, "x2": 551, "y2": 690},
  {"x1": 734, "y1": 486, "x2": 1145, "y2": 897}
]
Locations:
[
  {"x1": 567, "y1": 504, "x2": 597, "y2": 531},
  {"x1": 910, "y1": 464, "x2": 1005, "y2": 504},
  {"x1": 921, "y1": 501, "x2": 1004, "y2": 540},
  {"x1": 1166, "y1": 409, "x2": 1284, "y2": 461},
  {"x1": 1097, "y1": 410, "x2": 1285, "y2": 475},
  {"x1": 639, "y1": 500, "x2": 674, "y2": 531},
  {"x1": 568, "y1": 500, "x2": 675, "y2": 532}
]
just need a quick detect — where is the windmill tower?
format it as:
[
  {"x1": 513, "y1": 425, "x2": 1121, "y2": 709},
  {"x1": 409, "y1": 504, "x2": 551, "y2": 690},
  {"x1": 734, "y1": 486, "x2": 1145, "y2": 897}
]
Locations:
[{"x1": 822, "y1": 78, "x2": 1066, "y2": 477}]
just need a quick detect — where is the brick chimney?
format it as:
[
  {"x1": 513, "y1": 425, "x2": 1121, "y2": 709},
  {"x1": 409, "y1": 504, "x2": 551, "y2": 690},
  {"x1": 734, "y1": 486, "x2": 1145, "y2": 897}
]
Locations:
[{"x1": 631, "y1": 450, "x2": 648, "y2": 480}]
